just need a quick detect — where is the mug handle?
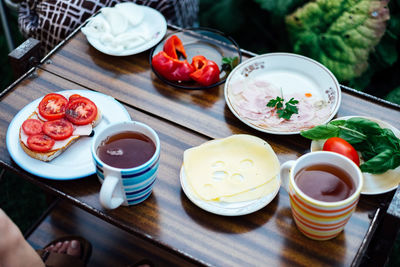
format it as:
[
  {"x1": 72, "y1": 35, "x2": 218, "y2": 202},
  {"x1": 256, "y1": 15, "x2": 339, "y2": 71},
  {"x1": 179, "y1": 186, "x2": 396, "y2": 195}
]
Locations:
[
  {"x1": 99, "y1": 175, "x2": 124, "y2": 209},
  {"x1": 280, "y1": 160, "x2": 296, "y2": 193}
]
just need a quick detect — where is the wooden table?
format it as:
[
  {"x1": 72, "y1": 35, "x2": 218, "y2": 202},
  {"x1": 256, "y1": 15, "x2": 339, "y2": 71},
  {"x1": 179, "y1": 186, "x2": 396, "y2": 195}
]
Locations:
[{"x1": 1, "y1": 26, "x2": 400, "y2": 266}]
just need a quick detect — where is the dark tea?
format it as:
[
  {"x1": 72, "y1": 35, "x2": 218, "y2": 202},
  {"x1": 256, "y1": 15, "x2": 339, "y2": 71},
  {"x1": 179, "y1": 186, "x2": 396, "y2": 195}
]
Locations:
[
  {"x1": 294, "y1": 164, "x2": 355, "y2": 202},
  {"x1": 97, "y1": 131, "x2": 156, "y2": 169}
]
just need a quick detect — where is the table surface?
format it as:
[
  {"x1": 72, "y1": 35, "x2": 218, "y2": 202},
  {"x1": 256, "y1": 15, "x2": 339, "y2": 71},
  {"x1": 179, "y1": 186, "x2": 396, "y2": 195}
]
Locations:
[{"x1": 1, "y1": 27, "x2": 400, "y2": 266}]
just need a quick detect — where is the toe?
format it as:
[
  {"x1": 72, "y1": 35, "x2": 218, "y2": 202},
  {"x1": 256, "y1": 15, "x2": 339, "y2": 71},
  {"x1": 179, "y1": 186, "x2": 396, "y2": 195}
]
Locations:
[
  {"x1": 53, "y1": 242, "x2": 63, "y2": 252},
  {"x1": 58, "y1": 241, "x2": 70, "y2": 253},
  {"x1": 67, "y1": 240, "x2": 81, "y2": 257},
  {"x1": 45, "y1": 244, "x2": 54, "y2": 252}
]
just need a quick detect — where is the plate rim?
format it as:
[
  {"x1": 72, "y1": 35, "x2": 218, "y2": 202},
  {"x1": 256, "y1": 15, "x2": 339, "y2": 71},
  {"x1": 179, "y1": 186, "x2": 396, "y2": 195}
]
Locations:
[
  {"x1": 310, "y1": 115, "x2": 400, "y2": 195},
  {"x1": 224, "y1": 52, "x2": 341, "y2": 135},
  {"x1": 179, "y1": 165, "x2": 280, "y2": 216},
  {"x1": 149, "y1": 27, "x2": 242, "y2": 90},
  {"x1": 6, "y1": 90, "x2": 131, "y2": 180},
  {"x1": 83, "y1": 5, "x2": 167, "y2": 56}
]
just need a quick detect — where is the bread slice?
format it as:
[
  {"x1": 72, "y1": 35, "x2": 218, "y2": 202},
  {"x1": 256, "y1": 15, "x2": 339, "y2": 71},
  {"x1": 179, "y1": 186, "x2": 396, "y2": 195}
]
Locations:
[{"x1": 20, "y1": 103, "x2": 102, "y2": 162}]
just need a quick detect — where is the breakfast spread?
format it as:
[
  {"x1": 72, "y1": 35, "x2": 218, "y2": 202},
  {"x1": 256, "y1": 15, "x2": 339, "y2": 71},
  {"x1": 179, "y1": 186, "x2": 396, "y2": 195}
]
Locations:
[
  {"x1": 183, "y1": 135, "x2": 280, "y2": 202},
  {"x1": 19, "y1": 92, "x2": 101, "y2": 162}
]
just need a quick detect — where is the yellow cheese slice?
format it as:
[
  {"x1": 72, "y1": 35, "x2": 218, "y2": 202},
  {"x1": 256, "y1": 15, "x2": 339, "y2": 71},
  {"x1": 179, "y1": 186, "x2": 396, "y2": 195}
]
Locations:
[
  {"x1": 219, "y1": 177, "x2": 279, "y2": 202},
  {"x1": 183, "y1": 134, "x2": 280, "y2": 201}
]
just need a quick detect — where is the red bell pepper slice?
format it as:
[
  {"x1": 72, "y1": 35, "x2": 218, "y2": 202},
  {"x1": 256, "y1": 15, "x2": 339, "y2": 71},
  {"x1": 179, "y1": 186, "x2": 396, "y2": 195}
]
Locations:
[
  {"x1": 152, "y1": 51, "x2": 195, "y2": 82},
  {"x1": 163, "y1": 35, "x2": 187, "y2": 59},
  {"x1": 190, "y1": 55, "x2": 220, "y2": 86}
]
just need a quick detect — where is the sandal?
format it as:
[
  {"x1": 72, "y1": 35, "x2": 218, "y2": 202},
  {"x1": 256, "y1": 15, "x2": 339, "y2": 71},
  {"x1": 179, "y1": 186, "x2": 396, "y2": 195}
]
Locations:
[
  {"x1": 128, "y1": 259, "x2": 155, "y2": 267},
  {"x1": 36, "y1": 236, "x2": 92, "y2": 267}
]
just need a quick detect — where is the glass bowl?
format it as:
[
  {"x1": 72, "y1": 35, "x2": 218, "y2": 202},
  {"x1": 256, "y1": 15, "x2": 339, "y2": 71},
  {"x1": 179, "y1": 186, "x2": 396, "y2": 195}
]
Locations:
[{"x1": 150, "y1": 27, "x2": 242, "y2": 90}]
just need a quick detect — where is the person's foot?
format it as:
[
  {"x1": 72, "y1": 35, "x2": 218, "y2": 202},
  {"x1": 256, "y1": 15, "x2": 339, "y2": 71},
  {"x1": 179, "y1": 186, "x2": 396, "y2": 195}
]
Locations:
[{"x1": 44, "y1": 240, "x2": 81, "y2": 258}]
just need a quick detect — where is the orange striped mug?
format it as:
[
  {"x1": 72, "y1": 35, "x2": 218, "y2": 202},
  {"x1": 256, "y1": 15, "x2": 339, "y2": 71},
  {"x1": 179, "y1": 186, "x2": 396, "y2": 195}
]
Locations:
[{"x1": 280, "y1": 151, "x2": 363, "y2": 241}]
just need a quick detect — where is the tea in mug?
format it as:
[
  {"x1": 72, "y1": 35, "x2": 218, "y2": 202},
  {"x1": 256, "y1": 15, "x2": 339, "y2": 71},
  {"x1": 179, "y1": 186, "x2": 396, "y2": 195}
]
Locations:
[
  {"x1": 97, "y1": 131, "x2": 156, "y2": 169},
  {"x1": 294, "y1": 164, "x2": 355, "y2": 202}
]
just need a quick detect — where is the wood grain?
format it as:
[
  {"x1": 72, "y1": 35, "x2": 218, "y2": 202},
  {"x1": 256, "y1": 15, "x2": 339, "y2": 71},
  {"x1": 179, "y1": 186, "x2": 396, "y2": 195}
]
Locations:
[
  {"x1": 1, "y1": 28, "x2": 399, "y2": 266},
  {"x1": 27, "y1": 200, "x2": 197, "y2": 267},
  {"x1": 41, "y1": 32, "x2": 400, "y2": 137}
]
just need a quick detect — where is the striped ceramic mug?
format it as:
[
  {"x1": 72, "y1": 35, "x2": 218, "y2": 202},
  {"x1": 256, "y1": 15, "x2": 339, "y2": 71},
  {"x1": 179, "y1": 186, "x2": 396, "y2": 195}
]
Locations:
[
  {"x1": 280, "y1": 151, "x2": 363, "y2": 241},
  {"x1": 91, "y1": 121, "x2": 160, "y2": 209}
]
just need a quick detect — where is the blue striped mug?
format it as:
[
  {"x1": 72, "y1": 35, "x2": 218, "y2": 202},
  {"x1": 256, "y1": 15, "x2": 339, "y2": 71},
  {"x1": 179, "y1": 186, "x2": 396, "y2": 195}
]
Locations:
[{"x1": 91, "y1": 121, "x2": 160, "y2": 209}]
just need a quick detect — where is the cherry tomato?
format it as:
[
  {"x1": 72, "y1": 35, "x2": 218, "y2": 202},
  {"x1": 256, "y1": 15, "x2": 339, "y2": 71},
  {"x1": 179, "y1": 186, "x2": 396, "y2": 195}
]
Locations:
[
  {"x1": 69, "y1": 94, "x2": 82, "y2": 101},
  {"x1": 65, "y1": 97, "x2": 97, "y2": 125},
  {"x1": 323, "y1": 137, "x2": 360, "y2": 166},
  {"x1": 43, "y1": 119, "x2": 74, "y2": 140},
  {"x1": 27, "y1": 134, "x2": 55, "y2": 152},
  {"x1": 38, "y1": 93, "x2": 68, "y2": 120},
  {"x1": 22, "y1": 119, "x2": 43, "y2": 135}
]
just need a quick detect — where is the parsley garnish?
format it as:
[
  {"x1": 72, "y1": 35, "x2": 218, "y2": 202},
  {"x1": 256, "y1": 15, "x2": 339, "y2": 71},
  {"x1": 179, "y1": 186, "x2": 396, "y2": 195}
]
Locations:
[
  {"x1": 221, "y1": 56, "x2": 239, "y2": 73},
  {"x1": 267, "y1": 94, "x2": 299, "y2": 120}
]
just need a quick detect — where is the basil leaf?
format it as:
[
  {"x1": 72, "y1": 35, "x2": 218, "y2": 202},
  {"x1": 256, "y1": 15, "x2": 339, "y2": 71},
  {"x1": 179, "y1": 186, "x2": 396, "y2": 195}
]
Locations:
[
  {"x1": 360, "y1": 149, "x2": 400, "y2": 174},
  {"x1": 344, "y1": 117, "x2": 383, "y2": 135},
  {"x1": 367, "y1": 134, "x2": 398, "y2": 152},
  {"x1": 382, "y1": 128, "x2": 400, "y2": 150},
  {"x1": 337, "y1": 126, "x2": 367, "y2": 144},
  {"x1": 330, "y1": 120, "x2": 346, "y2": 126},
  {"x1": 300, "y1": 124, "x2": 339, "y2": 140}
]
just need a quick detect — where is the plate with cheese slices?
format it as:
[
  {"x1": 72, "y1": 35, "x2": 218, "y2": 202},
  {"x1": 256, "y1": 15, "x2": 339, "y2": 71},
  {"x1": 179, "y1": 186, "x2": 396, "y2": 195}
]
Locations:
[{"x1": 180, "y1": 135, "x2": 281, "y2": 216}]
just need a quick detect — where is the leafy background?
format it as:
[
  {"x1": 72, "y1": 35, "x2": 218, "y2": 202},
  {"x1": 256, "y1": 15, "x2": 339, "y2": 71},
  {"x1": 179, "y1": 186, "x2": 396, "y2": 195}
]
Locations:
[
  {"x1": 199, "y1": 0, "x2": 400, "y2": 105},
  {"x1": 0, "y1": 5, "x2": 22, "y2": 91}
]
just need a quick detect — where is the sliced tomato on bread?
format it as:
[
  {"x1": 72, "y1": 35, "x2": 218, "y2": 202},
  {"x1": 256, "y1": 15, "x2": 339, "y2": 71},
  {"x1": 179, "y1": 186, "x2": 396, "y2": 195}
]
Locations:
[
  {"x1": 68, "y1": 94, "x2": 82, "y2": 101},
  {"x1": 65, "y1": 97, "x2": 98, "y2": 125},
  {"x1": 22, "y1": 119, "x2": 43, "y2": 135},
  {"x1": 43, "y1": 119, "x2": 74, "y2": 140},
  {"x1": 20, "y1": 92, "x2": 102, "y2": 161},
  {"x1": 38, "y1": 93, "x2": 68, "y2": 120},
  {"x1": 27, "y1": 134, "x2": 55, "y2": 152}
]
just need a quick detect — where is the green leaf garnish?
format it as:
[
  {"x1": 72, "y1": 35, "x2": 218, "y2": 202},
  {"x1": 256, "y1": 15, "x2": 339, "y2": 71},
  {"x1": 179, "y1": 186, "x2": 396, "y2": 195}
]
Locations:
[
  {"x1": 221, "y1": 56, "x2": 239, "y2": 73},
  {"x1": 267, "y1": 95, "x2": 299, "y2": 120}
]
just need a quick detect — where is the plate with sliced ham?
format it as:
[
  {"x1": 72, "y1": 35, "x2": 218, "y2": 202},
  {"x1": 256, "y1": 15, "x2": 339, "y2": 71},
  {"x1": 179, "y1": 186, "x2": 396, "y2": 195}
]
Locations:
[{"x1": 224, "y1": 53, "x2": 341, "y2": 135}]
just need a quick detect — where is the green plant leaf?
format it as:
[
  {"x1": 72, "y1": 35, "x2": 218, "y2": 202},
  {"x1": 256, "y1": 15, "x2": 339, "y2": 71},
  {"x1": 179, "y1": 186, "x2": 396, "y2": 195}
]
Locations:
[
  {"x1": 254, "y1": 0, "x2": 306, "y2": 16},
  {"x1": 385, "y1": 86, "x2": 400, "y2": 105},
  {"x1": 285, "y1": 0, "x2": 390, "y2": 82},
  {"x1": 376, "y1": 35, "x2": 398, "y2": 66},
  {"x1": 300, "y1": 124, "x2": 340, "y2": 139},
  {"x1": 337, "y1": 127, "x2": 367, "y2": 144},
  {"x1": 344, "y1": 117, "x2": 383, "y2": 135},
  {"x1": 199, "y1": 0, "x2": 245, "y2": 33},
  {"x1": 360, "y1": 149, "x2": 400, "y2": 174}
]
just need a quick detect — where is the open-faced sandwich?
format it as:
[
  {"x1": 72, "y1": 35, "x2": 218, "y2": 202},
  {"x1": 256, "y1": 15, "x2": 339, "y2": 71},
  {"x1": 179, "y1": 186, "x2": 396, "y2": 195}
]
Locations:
[{"x1": 19, "y1": 92, "x2": 101, "y2": 161}]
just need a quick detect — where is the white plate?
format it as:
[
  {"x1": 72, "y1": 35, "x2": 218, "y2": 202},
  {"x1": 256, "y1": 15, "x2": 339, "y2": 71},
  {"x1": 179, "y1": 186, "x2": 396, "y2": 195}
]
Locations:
[
  {"x1": 311, "y1": 116, "x2": 400, "y2": 195},
  {"x1": 83, "y1": 6, "x2": 167, "y2": 56},
  {"x1": 224, "y1": 53, "x2": 341, "y2": 135},
  {"x1": 180, "y1": 166, "x2": 280, "y2": 216},
  {"x1": 6, "y1": 90, "x2": 131, "y2": 180}
]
